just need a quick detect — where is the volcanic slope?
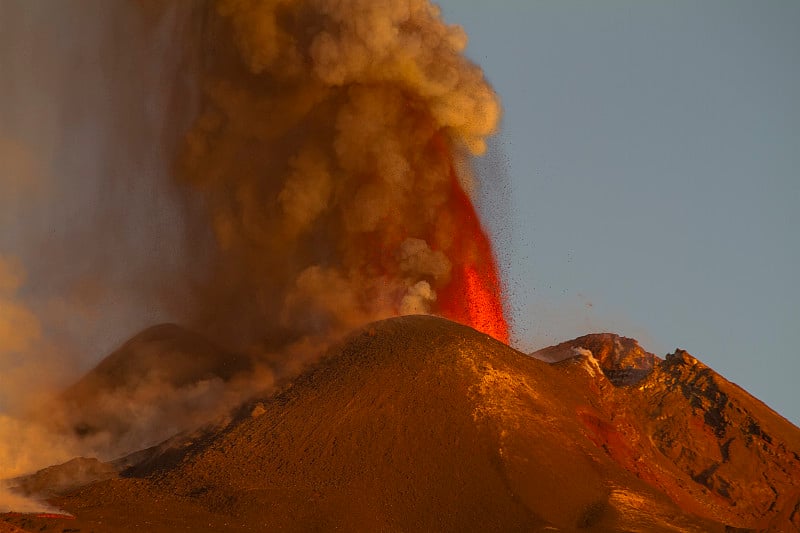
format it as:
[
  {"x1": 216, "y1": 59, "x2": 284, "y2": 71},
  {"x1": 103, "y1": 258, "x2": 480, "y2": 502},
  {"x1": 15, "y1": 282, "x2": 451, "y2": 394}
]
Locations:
[
  {"x1": 23, "y1": 315, "x2": 734, "y2": 532},
  {"x1": 534, "y1": 334, "x2": 800, "y2": 530},
  {"x1": 50, "y1": 323, "x2": 255, "y2": 457}
]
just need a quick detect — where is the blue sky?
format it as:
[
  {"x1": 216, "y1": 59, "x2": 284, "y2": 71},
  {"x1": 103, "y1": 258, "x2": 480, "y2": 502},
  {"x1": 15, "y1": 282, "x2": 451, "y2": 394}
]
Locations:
[{"x1": 438, "y1": 0, "x2": 800, "y2": 425}]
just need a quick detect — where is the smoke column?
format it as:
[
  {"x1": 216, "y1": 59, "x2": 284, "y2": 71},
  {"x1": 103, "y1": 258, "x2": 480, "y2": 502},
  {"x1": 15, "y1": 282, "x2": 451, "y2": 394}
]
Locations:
[
  {"x1": 0, "y1": 0, "x2": 507, "y2": 507},
  {"x1": 181, "y1": 0, "x2": 508, "y2": 357}
]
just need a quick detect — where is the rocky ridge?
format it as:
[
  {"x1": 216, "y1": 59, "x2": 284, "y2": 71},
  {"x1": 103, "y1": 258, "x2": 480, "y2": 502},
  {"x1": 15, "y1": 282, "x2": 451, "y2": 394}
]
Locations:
[{"x1": 533, "y1": 333, "x2": 800, "y2": 529}]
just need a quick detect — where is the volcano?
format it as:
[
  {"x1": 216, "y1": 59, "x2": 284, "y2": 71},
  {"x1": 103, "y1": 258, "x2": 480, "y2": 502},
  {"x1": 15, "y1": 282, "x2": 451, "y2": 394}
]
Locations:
[
  {"x1": 3, "y1": 316, "x2": 799, "y2": 532},
  {"x1": 4, "y1": 2, "x2": 797, "y2": 532}
]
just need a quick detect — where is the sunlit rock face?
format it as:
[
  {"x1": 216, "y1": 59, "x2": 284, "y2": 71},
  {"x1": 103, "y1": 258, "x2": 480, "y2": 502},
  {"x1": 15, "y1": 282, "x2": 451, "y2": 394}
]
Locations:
[
  {"x1": 532, "y1": 332, "x2": 656, "y2": 386},
  {"x1": 535, "y1": 332, "x2": 800, "y2": 530},
  {"x1": 636, "y1": 351, "x2": 800, "y2": 529}
]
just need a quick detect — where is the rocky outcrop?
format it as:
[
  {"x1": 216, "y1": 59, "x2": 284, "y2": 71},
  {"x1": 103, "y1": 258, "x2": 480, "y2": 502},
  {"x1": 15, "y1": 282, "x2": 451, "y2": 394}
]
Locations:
[
  {"x1": 533, "y1": 332, "x2": 656, "y2": 385},
  {"x1": 535, "y1": 334, "x2": 800, "y2": 530},
  {"x1": 632, "y1": 350, "x2": 800, "y2": 529}
]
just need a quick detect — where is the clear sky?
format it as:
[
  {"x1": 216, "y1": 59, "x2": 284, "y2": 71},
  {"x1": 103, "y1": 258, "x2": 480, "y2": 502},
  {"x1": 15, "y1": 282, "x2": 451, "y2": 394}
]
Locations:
[{"x1": 437, "y1": 0, "x2": 800, "y2": 425}]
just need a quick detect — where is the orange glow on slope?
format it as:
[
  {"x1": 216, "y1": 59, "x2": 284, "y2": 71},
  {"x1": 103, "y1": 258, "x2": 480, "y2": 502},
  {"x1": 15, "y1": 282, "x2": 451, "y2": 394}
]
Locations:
[
  {"x1": 463, "y1": 264, "x2": 508, "y2": 343},
  {"x1": 433, "y1": 154, "x2": 509, "y2": 344}
]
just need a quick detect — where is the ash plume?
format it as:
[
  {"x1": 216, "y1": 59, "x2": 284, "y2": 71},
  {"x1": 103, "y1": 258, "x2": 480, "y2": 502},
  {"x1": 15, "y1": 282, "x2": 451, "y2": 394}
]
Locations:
[
  {"x1": 180, "y1": 0, "x2": 506, "y2": 356},
  {"x1": 0, "y1": 0, "x2": 507, "y2": 504}
]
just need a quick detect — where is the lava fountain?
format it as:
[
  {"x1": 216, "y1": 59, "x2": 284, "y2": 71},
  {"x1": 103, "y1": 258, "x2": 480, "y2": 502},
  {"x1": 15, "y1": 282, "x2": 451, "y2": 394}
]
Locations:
[{"x1": 427, "y1": 136, "x2": 509, "y2": 343}]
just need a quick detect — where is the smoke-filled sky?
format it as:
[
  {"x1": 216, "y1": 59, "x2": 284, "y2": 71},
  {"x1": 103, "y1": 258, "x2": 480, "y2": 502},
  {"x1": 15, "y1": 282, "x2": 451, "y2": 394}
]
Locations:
[{"x1": 439, "y1": 0, "x2": 800, "y2": 425}]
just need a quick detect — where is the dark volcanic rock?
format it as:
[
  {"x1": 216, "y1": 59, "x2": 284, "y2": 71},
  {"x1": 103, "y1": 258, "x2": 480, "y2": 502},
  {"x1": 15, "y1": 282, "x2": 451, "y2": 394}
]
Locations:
[{"x1": 630, "y1": 350, "x2": 800, "y2": 529}]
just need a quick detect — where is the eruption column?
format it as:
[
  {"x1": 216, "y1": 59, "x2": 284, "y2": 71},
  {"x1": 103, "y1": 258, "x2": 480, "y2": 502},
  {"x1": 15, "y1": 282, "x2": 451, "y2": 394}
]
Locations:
[{"x1": 178, "y1": 0, "x2": 509, "y2": 351}]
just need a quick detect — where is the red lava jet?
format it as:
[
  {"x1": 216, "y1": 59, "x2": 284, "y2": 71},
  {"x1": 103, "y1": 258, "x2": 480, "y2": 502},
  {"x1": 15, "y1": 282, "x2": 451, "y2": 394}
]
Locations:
[{"x1": 430, "y1": 141, "x2": 509, "y2": 343}]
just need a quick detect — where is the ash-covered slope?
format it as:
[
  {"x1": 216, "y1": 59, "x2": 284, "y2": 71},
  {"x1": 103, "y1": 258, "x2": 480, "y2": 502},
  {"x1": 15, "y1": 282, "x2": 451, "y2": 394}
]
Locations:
[
  {"x1": 533, "y1": 334, "x2": 800, "y2": 530},
  {"x1": 44, "y1": 316, "x2": 723, "y2": 532},
  {"x1": 6, "y1": 317, "x2": 799, "y2": 532},
  {"x1": 52, "y1": 323, "x2": 255, "y2": 456},
  {"x1": 8, "y1": 458, "x2": 117, "y2": 499}
]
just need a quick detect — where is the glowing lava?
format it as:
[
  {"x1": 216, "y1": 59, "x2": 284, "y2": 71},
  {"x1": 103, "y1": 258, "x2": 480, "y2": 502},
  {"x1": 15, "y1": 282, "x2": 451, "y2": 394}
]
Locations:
[{"x1": 434, "y1": 155, "x2": 509, "y2": 344}]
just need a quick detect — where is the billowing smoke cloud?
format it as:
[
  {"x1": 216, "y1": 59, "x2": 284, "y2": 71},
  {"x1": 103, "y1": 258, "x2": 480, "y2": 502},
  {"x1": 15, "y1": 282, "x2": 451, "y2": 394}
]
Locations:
[
  {"x1": 0, "y1": 0, "x2": 507, "y2": 508},
  {"x1": 180, "y1": 0, "x2": 506, "y2": 355}
]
